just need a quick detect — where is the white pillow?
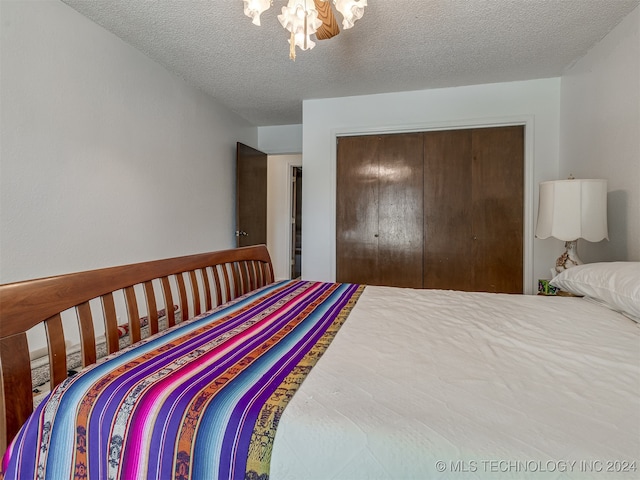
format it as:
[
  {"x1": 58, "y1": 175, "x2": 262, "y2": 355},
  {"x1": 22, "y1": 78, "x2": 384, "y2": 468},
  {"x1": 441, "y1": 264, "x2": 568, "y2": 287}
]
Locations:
[{"x1": 550, "y1": 262, "x2": 640, "y2": 321}]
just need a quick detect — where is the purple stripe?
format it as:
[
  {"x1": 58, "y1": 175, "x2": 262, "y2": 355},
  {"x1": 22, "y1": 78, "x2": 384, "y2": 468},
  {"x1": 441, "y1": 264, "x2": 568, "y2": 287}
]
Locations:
[
  {"x1": 219, "y1": 283, "x2": 359, "y2": 479},
  {"x1": 1, "y1": 397, "x2": 49, "y2": 479},
  {"x1": 124, "y1": 281, "x2": 328, "y2": 477}
]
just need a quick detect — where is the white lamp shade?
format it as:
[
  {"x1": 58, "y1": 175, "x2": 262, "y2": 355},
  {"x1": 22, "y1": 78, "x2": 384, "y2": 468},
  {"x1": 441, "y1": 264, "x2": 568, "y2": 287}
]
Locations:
[{"x1": 535, "y1": 179, "x2": 608, "y2": 242}]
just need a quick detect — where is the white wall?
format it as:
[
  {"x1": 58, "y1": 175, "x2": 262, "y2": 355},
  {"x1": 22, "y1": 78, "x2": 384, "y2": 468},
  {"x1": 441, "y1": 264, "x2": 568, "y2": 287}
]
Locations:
[
  {"x1": 1, "y1": 0, "x2": 257, "y2": 350},
  {"x1": 267, "y1": 155, "x2": 302, "y2": 280},
  {"x1": 0, "y1": 0, "x2": 257, "y2": 285},
  {"x1": 258, "y1": 125, "x2": 303, "y2": 154},
  {"x1": 560, "y1": 5, "x2": 640, "y2": 262},
  {"x1": 302, "y1": 78, "x2": 562, "y2": 293},
  {"x1": 257, "y1": 126, "x2": 303, "y2": 279}
]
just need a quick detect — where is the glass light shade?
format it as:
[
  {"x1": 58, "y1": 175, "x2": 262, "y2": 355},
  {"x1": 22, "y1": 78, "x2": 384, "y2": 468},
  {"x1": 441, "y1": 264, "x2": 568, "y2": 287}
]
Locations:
[
  {"x1": 333, "y1": 0, "x2": 367, "y2": 29},
  {"x1": 278, "y1": 0, "x2": 322, "y2": 34},
  {"x1": 292, "y1": 31, "x2": 317, "y2": 51},
  {"x1": 243, "y1": 0, "x2": 271, "y2": 26},
  {"x1": 278, "y1": 0, "x2": 322, "y2": 52},
  {"x1": 535, "y1": 179, "x2": 609, "y2": 242}
]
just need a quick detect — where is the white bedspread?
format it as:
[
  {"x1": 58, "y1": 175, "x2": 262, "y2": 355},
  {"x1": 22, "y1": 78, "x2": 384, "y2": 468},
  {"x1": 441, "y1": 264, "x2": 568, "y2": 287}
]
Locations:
[{"x1": 270, "y1": 286, "x2": 640, "y2": 479}]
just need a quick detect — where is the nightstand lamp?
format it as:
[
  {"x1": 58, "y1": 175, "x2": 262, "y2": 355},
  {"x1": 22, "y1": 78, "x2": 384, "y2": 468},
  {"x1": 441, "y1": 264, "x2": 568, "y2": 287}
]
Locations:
[{"x1": 535, "y1": 178, "x2": 608, "y2": 274}]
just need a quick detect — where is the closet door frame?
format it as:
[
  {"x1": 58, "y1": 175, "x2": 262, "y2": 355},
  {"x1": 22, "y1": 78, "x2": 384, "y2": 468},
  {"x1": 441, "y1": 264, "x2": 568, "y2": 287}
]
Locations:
[{"x1": 329, "y1": 116, "x2": 536, "y2": 294}]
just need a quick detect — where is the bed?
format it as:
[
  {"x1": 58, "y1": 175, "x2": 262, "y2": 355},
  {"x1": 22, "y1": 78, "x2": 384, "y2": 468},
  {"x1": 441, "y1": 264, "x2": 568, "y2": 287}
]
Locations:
[{"x1": 1, "y1": 246, "x2": 638, "y2": 479}]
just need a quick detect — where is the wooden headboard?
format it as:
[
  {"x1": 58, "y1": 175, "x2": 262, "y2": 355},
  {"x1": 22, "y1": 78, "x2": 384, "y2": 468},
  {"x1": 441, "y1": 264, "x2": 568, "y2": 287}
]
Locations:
[{"x1": 0, "y1": 245, "x2": 274, "y2": 454}]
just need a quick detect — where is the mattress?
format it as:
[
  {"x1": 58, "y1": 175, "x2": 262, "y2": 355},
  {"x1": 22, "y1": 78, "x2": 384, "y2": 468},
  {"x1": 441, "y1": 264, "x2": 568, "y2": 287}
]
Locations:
[{"x1": 270, "y1": 286, "x2": 640, "y2": 479}]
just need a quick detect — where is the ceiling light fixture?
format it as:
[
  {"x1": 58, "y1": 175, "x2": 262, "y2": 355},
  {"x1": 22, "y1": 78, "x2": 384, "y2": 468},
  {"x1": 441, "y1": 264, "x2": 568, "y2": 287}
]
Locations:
[{"x1": 243, "y1": 0, "x2": 367, "y2": 60}]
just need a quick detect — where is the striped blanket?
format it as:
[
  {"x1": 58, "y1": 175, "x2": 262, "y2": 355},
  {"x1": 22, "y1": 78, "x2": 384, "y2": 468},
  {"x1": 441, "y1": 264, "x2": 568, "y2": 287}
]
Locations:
[{"x1": 1, "y1": 280, "x2": 363, "y2": 480}]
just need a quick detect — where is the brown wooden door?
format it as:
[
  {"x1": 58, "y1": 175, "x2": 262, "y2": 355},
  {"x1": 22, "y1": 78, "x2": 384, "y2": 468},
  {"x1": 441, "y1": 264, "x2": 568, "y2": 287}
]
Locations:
[
  {"x1": 423, "y1": 126, "x2": 524, "y2": 293},
  {"x1": 336, "y1": 134, "x2": 423, "y2": 287},
  {"x1": 423, "y1": 129, "x2": 475, "y2": 290},
  {"x1": 336, "y1": 135, "x2": 380, "y2": 284},
  {"x1": 471, "y1": 126, "x2": 524, "y2": 293},
  {"x1": 236, "y1": 143, "x2": 267, "y2": 247}
]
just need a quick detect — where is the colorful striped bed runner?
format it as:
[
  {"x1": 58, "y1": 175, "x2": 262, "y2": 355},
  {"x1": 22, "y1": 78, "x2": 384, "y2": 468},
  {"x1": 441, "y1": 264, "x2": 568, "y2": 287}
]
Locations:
[{"x1": 1, "y1": 280, "x2": 363, "y2": 480}]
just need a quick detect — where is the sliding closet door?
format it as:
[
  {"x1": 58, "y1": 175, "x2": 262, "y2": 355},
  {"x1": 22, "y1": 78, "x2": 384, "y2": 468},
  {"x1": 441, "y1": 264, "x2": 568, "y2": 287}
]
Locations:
[
  {"x1": 336, "y1": 134, "x2": 423, "y2": 287},
  {"x1": 423, "y1": 130, "x2": 475, "y2": 290},
  {"x1": 377, "y1": 134, "x2": 424, "y2": 287},
  {"x1": 336, "y1": 135, "x2": 379, "y2": 285},
  {"x1": 423, "y1": 126, "x2": 523, "y2": 293},
  {"x1": 472, "y1": 126, "x2": 524, "y2": 293}
]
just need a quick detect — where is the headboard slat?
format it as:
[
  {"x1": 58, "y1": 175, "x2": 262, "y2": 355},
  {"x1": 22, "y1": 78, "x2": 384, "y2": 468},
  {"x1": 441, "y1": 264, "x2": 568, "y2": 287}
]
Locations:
[
  {"x1": 77, "y1": 302, "x2": 97, "y2": 367},
  {"x1": 189, "y1": 270, "x2": 201, "y2": 316},
  {"x1": 256, "y1": 260, "x2": 264, "y2": 287},
  {"x1": 202, "y1": 268, "x2": 213, "y2": 312},
  {"x1": 44, "y1": 313, "x2": 68, "y2": 388},
  {"x1": 212, "y1": 266, "x2": 223, "y2": 306},
  {"x1": 231, "y1": 263, "x2": 242, "y2": 297},
  {"x1": 161, "y1": 276, "x2": 176, "y2": 328},
  {"x1": 241, "y1": 261, "x2": 251, "y2": 295},
  {"x1": 144, "y1": 281, "x2": 159, "y2": 336},
  {"x1": 125, "y1": 286, "x2": 141, "y2": 344},
  {"x1": 0, "y1": 333, "x2": 33, "y2": 450},
  {"x1": 176, "y1": 274, "x2": 189, "y2": 322},
  {"x1": 102, "y1": 293, "x2": 120, "y2": 354},
  {"x1": 221, "y1": 264, "x2": 232, "y2": 304},
  {"x1": 249, "y1": 261, "x2": 258, "y2": 292}
]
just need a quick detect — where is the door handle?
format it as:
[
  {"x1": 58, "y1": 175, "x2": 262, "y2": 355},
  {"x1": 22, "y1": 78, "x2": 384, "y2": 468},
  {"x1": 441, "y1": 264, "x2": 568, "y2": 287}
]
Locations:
[{"x1": 235, "y1": 231, "x2": 249, "y2": 237}]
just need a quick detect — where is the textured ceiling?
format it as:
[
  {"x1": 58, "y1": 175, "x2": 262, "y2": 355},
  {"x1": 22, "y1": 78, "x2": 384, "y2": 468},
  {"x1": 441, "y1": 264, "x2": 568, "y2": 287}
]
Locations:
[{"x1": 61, "y1": 0, "x2": 639, "y2": 126}]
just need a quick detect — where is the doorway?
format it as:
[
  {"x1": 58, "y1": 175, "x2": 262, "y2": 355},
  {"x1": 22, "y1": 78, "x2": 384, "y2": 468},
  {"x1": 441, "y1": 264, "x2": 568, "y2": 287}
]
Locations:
[
  {"x1": 237, "y1": 147, "x2": 303, "y2": 279},
  {"x1": 291, "y1": 167, "x2": 302, "y2": 279},
  {"x1": 265, "y1": 154, "x2": 302, "y2": 280}
]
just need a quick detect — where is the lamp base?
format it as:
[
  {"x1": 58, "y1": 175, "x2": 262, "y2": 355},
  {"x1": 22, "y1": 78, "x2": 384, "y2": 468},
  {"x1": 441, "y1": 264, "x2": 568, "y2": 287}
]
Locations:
[{"x1": 554, "y1": 240, "x2": 583, "y2": 274}]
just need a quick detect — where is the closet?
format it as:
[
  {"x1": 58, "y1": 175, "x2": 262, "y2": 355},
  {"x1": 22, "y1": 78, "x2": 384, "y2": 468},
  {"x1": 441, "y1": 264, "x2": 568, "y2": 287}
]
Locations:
[{"x1": 336, "y1": 126, "x2": 524, "y2": 293}]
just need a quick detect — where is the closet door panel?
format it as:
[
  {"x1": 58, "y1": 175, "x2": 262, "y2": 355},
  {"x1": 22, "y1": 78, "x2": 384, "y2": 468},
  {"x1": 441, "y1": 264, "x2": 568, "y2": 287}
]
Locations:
[
  {"x1": 423, "y1": 130, "x2": 474, "y2": 290},
  {"x1": 377, "y1": 134, "x2": 424, "y2": 288},
  {"x1": 336, "y1": 136, "x2": 380, "y2": 284},
  {"x1": 472, "y1": 126, "x2": 524, "y2": 293}
]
